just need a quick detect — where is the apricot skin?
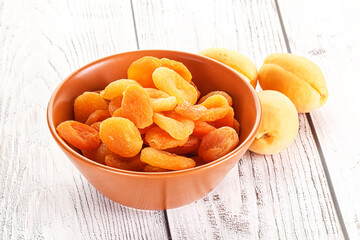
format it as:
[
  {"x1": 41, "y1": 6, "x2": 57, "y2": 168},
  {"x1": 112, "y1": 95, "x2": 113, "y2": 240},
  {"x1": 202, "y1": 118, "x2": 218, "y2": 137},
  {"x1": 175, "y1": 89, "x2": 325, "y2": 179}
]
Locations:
[
  {"x1": 258, "y1": 53, "x2": 328, "y2": 113},
  {"x1": 249, "y1": 90, "x2": 299, "y2": 155}
]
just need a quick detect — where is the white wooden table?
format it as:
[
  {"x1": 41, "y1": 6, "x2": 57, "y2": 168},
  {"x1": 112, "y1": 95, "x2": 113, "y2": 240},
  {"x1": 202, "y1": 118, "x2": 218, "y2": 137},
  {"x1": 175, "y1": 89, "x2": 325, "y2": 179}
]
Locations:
[{"x1": 1, "y1": 0, "x2": 359, "y2": 239}]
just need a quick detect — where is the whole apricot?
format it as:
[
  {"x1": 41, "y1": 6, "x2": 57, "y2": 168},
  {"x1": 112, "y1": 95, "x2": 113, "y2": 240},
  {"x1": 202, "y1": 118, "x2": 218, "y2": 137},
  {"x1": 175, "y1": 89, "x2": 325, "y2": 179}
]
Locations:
[
  {"x1": 258, "y1": 53, "x2": 328, "y2": 113},
  {"x1": 199, "y1": 48, "x2": 258, "y2": 88},
  {"x1": 249, "y1": 90, "x2": 299, "y2": 155}
]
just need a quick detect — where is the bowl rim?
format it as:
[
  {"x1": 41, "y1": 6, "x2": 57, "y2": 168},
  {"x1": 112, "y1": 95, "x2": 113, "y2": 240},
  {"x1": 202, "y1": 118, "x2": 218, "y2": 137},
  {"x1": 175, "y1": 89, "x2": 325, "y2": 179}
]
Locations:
[{"x1": 47, "y1": 49, "x2": 261, "y2": 178}]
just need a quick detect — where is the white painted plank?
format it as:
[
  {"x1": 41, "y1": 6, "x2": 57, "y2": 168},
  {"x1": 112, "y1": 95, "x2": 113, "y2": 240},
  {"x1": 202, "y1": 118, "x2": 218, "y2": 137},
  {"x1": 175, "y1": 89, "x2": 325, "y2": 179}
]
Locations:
[
  {"x1": 132, "y1": 0, "x2": 344, "y2": 239},
  {"x1": 0, "y1": 0, "x2": 168, "y2": 239},
  {"x1": 277, "y1": 0, "x2": 360, "y2": 238}
]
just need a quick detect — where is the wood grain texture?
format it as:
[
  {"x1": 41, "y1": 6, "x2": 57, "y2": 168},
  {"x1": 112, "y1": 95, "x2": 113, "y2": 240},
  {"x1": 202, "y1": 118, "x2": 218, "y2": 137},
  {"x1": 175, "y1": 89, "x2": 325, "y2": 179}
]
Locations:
[
  {"x1": 277, "y1": 0, "x2": 360, "y2": 238},
  {"x1": 0, "y1": 0, "x2": 168, "y2": 239},
  {"x1": 132, "y1": 0, "x2": 344, "y2": 239}
]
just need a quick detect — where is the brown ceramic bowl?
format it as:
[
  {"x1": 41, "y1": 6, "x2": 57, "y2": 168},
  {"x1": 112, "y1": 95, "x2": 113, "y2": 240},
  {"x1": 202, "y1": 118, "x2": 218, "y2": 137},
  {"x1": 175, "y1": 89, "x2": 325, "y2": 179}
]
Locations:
[{"x1": 47, "y1": 50, "x2": 261, "y2": 210}]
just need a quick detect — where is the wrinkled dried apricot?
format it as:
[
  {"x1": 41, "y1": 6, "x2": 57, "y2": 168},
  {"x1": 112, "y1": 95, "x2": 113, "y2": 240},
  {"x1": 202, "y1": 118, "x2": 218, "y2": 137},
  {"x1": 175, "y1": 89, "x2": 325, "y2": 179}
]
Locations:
[
  {"x1": 200, "y1": 94, "x2": 232, "y2": 122},
  {"x1": 122, "y1": 84, "x2": 153, "y2": 129},
  {"x1": 145, "y1": 127, "x2": 188, "y2": 150},
  {"x1": 112, "y1": 107, "x2": 123, "y2": 117},
  {"x1": 108, "y1": 96, "x2": 123, "y2": 115},
  {"x1": 57, "y1": 121, "x2": 100, "y2": 151},
  {"x1": 143, "y1": 165, "x2": 168, "y2": 172},
  {"x1": 198, "y1": 91, "x2": 233, "y2": 106},
  {"x1": 174, "y1": 101, "x2": 207, "y2": 121},
  {"x1": 192, "y1": 121, "x2": 216, "y2": 139},
  {"x1": 82, "y1": 142, "x2": 112, "y2": 165},
  {"x1": 153, "y1": 67, "x2": 197, "y2": 105},
  {"x1": 100, "y1": 79, "x2": 141, "y2": 100},
  {"x1": 198, "y1": 127, "x2": 239, "y2": 162},
  {"x1": 90, "y1": 122, "x2": 101, "y2": 132},
  {"x1": 140, "y1": 147, "x2": 196, "y2": 170},
  {"x1": 145, "y1": 88, "x2": 170, "y2": 99},
  {"x1": 166, "y1": 136, "x2": 200, "y2": 155},
  {"x1": 233, "y1": 118, "x2": 240, "y2": 135},
  {"x1": 85, "y1": 110, "x2": 111, "y2": 125},
  {"x1": 128, "y1": 56, "x2": 162, "y2": 88},
  {"x1": 105, "y1": 153, "x2": 146, "y2": 171},
  {"x1": 209, "y1": 108, "x2": 235, "y2": 128},
  {"x1": 74, "y1": 92, "x2": 108, "y2": 123},
  {"x1": 160, "y1": 58, "x2": 192, "y2": 82},
  {"x1": 151, "y1": 96, "x2": 177, "y2": 112},
  {"x1": 190, "y1": 81, "x2": 201, "y2": 100},
  {"x1": 99, "y1": 117, "x2": 143, "y2": 157},
  {"x1": 153, "y1": 111, "x2": 194, "y2": 140}
]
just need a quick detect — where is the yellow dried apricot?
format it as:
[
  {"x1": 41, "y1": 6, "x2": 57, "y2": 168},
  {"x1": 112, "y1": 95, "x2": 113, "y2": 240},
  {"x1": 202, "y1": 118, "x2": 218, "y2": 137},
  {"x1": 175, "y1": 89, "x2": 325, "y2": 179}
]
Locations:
[
  {"x1": 160, "y1": 58, "x2": 192, "y2": 82},
  {"x1": 57, "y1": 120, "x2": 100, "y2": 151},
  {"x1": 153, "y1": 111, "x2": 194, "y2": 140},
  {"x1": 200, "y1": 94, "x2": 232, "y2": 122},
  {"x1": 128, "y1": 56, "x2": 162, "y2": 88},
  {"x1": 174, "y1": 101, "x2": 207, "y2": 121},
  {"x1": 100, "y1": 79, "x2": 141, "y2": 100},
  {"x1": 82, "y1": 142, "x2": 112, "y2": 165},
  {"x1": 140, "y1": 147, "x2": 196, "y2": 170},
  {"x1": 153, "y1": 67, "x2": 197, "y2": 105},
  {"x1": 151, "y1": 96, "x2": 177, "y2": 112},
  {"x1": 99, "y1": 117, "x2": 143, "y2": 157},
  {"x1": 166, "y1": 136, "x2": 200, "y2": 155},
  {"x1": 85, "y1": 110, "x2": 111, "y2": 125},
  {"x1": 108, "y1": 96, "x2": 123, "y2": 115},
  {"x1": 74, "y1": 92, "x2": 108, "y2": 123},
  {"x1": 198, "y1": 127, "x2": 239, "y2": 162},
  {"x1": 145, "y1": 88, "x2": 170, "y2": 99},
  {"x1": 200, "y1": 94, "x2": 229, "y2": 108},
  {"x1": 105, "y1": 153, "x2": 146, "y2": 171},
  {"x1": 122, "y1": 85, "x2": 153, "y2": 129},
  {"x1": 192, "y1": 121, "x2": 216, "y2": 139},
  {"x1": 145, "y1": 127, "x2": 188, "y2": 150},
  {"x1": 190, "y1": 81, "x2": 201, "y2": 100},
  {"x1": 198, "y1": 91, "x2": 233, "y2": 106},
  {"x1": 143, "y1": 165, "x2": 168, "y2": 172}
]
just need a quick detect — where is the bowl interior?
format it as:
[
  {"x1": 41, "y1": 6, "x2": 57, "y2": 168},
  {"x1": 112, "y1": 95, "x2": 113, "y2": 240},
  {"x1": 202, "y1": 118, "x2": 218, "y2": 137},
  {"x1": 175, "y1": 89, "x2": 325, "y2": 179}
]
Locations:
[{"x1": 49, "y1": 50, "x2": 260, "y2": 161}]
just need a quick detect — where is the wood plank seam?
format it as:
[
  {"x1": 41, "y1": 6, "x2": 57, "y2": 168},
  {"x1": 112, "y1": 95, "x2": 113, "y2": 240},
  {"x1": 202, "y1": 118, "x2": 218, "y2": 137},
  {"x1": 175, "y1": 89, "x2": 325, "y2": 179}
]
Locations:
[{"x1": 273, "y1": 0, "x2": 349, "y2": 239}]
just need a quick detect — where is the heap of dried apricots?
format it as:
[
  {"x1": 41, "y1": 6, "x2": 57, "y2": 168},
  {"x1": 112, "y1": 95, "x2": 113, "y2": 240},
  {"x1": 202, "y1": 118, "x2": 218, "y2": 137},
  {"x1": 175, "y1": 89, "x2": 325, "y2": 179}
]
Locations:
[{"x1": 57, "y1": 56, "x2": 240, "y2": 172}]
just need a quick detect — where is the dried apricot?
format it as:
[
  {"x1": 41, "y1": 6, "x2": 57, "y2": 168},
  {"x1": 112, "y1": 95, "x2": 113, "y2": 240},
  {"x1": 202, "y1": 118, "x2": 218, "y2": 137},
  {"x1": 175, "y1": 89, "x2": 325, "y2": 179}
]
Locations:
[
  {"x1": 192, "y1": 156, "x2": 207, "y2": 167},
  {"x1": 145, "y1": 88, "x2": 170, "y2": 99},
  {"x1": 143, "y1": 165, "x2": 168, "y2": 172},
  {"x1": 160, "y1": 58, "x2": 192, "y2": 82},
  {"x1": 105, "y1": 153, "x2": 146, "y2": 171},
  {"x1": 208, "y1": 108, "x2": 235, "y2": 128},
  {"x1": 190, "y1": 81, "x2": 201, "y2": 100},
  {"x1": 166, "y1": 136, "x2": 200, "y2": 155},
  {"x1": 145, "y1": 127, "x2": 188, "y2": 150},
  {"x1": 100, "y1": 79, "x2": 141, "y2": 100},
  {"x1": 198, "y1": 127, "x2": 239, "y2": 162},
  {"x1": 138, "y1": 124, "x2": 155, "y2": 135},
  {"x1": 82, "y1": 142, "x2": 112, "y2": 165},
  {"x1": 153, "y1": 111, "x2": 194, "y2": 140},
  {"x1": 140, "y1": 147, "x2": 196, "y2": 170},
  {"x1": 198, "y1": 91, "x2": 233, "y2": 106},
  {"x1": 128, "y1": 56, "x2": 162, "y2": 88},
  {"x1": 174, "y1": 101, "x2": 207, "y2": 121},
  {"x1": 112, "y1": 107, "x2": 123, "y2": 117},
  {"x1": 90, "y1": 122, "x2": 101, "y2": 132},
  {"x1": 108, "y1": 96, "x2": 123, "y2": 115},
  {"x1": 153, "y1": 67, "x2": 197, "y2": 105},
  {"x1": 74, "y1": 92, "x2": 108, "y2": 123},
  {"x1": 122, "y1": 84, "x2": 153, "y2": 129},
  {"x1": 99, "y1": 117, "x2": 143, "y2": 157},
  {"x1": 233, "y1": 118, "x2": 240, "y2": 135},
  {"x1": 151, "y1": 96, "x2": 177, "y2": 112},
  {"x1": 200, "y1": 94, "x2": 232, "y2": 122},
  {"x1": 192, "y1": 121, "x2": 216, "y2": 139},
  {"x1": 57, "y1": 120, "x2": 100, "y2": 151},
  {"x1": 85, "y1": 110, "x2": 111, "y2": 125},
  {"x1": 200, "y1": 94, "x2": 229, "y2": 108}
]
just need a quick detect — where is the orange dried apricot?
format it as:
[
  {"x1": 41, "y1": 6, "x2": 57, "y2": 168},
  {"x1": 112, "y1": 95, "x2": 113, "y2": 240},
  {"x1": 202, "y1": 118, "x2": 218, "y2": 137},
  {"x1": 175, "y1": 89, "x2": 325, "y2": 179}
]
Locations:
[
  {"x1": 145, "y1": 88, "x2": 170, "y2": 99},
  {"x1": 192, "y1": 156, "x2": 207, "y2": 167},
  {"x1": 198, "y1": 91, "x2": 233, "y2": 106},
  {"x1": 198, "y1": 127, "x2": 239, "y2": 162},
  {"x1": 174, "y1": 101, "x2": 207, "y2": 121},
  {"x1": 99, "y1": 117, "x2": 143, "y2": 157},
  {"x1": 128, "y1": 56, "x2": 162, "y2": 88},
  {"x1": 57, "y1": 120, "x2": 100, "y2": 151},
  {"x1": 166, "y1": 136, "x2": 200, "y2": 155},
  {"x1": 82, "y1": 142, "x2": 112, "y2": 165},
  {"x1": 200, "y1": 94, "x2": 232, "y2": 122},
  {"x1": 100, "y1": 79, "x2": 141, "y2": 100},
  {"x1": 153, "y1": 111, "x2": 194, "y2": 140},
  {"x1": 90, "y1": 122, "x2": 101, "y2": 132},
  {"x1": 74, "y1": 92, "x2": 108, "y2": 123},
  {"x1": 160, "y1": 58, "x2": 192, "y2": 82},
  {"x1": 208, "y1": 108, "x2": 235, "y2": 128},
  {"x1": 112, "y1": 107, "x2": 123, "y2": 117},
  {"x1": 192, "y1": 121, "x2": 216, "y2": 139},
  {"x1": 233, "y1": 118, "x2": 240, "y2": 135},
  {"x1": 105, "y1": 153, "x2": 146, "y2": 171},
  {"x1": 122, "y1": 85, "x2": 153, "y2": 129},
  {"x1": 143, "y1": 165, "x2": 168, "y2": 172},
  {"x1": 140, "y1": 147, "x2": 196, "y2": 170},
  {"x1": 85, "y1": 110, "x2": 111, "y2": 125},
  {"x1": 151, "y1": 96, "x2": 177, "y2": 112},
  {"x1": 138, "y1": 124, "x2": 155, "y2": 135},
  {"x1": 190, "y1": 81, "x2": 201, "y2": 100},
  {"x1": 108, "y1": 96, "x2": 123, "y2": 115},
  {"x1": 145, "y1": 127, "x2": 188, "y2": 150},
  {"x1": 153, "y1": 67, "x2": 197, "y2": 105}
]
